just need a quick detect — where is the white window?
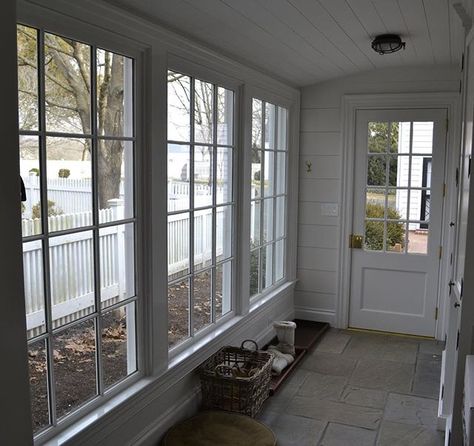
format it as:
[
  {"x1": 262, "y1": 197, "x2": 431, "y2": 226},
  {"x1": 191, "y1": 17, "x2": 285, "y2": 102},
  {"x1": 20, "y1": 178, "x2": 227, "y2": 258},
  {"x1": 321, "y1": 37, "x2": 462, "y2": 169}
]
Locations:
[
  {"x1": 250, "y1": 99, "x2": 288, "y2": 297},
  {"x1": 167, "y1": 70, "x2": 235, "y2": 349},
  {"x1": 18, "y1": 24, "x2": 138, "y2": 434}
]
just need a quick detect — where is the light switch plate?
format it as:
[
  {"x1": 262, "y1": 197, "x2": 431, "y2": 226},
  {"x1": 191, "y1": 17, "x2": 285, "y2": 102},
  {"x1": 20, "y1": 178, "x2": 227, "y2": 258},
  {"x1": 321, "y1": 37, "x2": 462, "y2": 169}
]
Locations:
[{"x1": 321, "y1": 203, "x2": 339, "y2": 217}]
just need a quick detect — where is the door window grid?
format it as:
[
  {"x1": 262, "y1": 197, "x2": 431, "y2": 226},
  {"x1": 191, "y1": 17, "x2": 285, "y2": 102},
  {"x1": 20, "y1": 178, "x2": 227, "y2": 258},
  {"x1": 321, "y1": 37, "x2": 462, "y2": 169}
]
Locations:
[
  {"x1": 250, "y1": 99, "x2": 288, "y2": 298},
  {"x1": 364, "y1": 121, "x2": 433, "y2": 254},
  {"x1": 18, "y1": 25, "x2": 138, "y2": 434},
  {"x1": 167, "y1": 71, "x2": 235, "y2": 349}
]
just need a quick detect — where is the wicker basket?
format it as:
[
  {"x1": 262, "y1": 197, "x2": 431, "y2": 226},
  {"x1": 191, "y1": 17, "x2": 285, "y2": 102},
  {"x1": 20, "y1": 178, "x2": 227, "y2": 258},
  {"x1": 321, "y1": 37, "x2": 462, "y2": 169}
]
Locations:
[{"x1": 199, "y1": 340, "x2": 274, "y2": 418}]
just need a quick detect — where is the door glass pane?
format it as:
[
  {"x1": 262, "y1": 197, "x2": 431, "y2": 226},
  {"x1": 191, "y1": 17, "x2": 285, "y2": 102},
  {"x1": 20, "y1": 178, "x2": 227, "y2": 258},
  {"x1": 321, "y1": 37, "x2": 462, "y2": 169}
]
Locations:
[
  {"x1": 168, "y1": 71, "x2": 190, "y2": 142},
  {"x1": 168, "y1": 279, "x2": 190, "y2": 347},
  {"x1": 24, "y1": 240, "x2": 46, "y2": 339},
  {"x1": 17, "y1": 25, "x2": 38, "y2": 131},
  {"x1": 389, "y1": 188, "x2": 407, "y2": 220},
  {"x1": 49, "y1": 231, "x2": 95, "y2": 328},
  {"x1": 367, "y1": 122, "x2": 389, "y2": 153},
  {"x1": 216, "y1": 205, "x2": 232, "y2": 262},
  {"x1": 251, "y1": 200, "x2": 261, "y2": 246},
  {"x1": 250, "y1": 249, "x2": 260, "y2": 297},
  {"x1": 251, "y1": 150, "x2": 262, "y2": 199},
  {"x1": 194, "y1": 146, "x2": 213, "y2": 208},
  {"x1": 412, "y1": 122, "x2": 434, "y2": 154},
  {"x1": 168, "y1": 144, "x2": 190, "y2": 212},
  {"x1": 366, "y1": 188, "x2": 385, "y2": 216},
  {"x1": 367, "y1": 155, "x2": 386, "y2": 186},
  {"x1": 391, "y1": 122, "x2": 410, "y2": 154},
  {"x1": 194, "y1": 209, "x2": 212, "y2": 271},
  {"x1": 102, "y1": 301, "x2": 136, "y2": 390},
  {"x1": 96, "y1": 49, "x2": 133, "y2": 137},
  {"x1": 407, "y1": 224, "x2": 429, "y2": 254},
  {"x1": 54, "y1": 319, "x2": 97, "y2": 419},
  {"x1": 215, "y1": 261, "x2": 232, "y2": 319},
  {"x1": 217, "y1": 87, "x2": 233, "y2": 145},
  {"x1": 44, "y1": 33, "x2": 91, "y2": 134},
  {"x1": 20, "y1": 136, "x2": 42, "y2": 236},
  {"x1": 28, "y1": 339, "x2": 50, "y2": 433},
  {"x1": 365, "y1": 220, "x2": 384, "y2": 251},
  {"x1": 168, "y1": 213, "x2": 189, "y2": 280},
  {"x1": 193, "y1": 269, "x2": 212, "y2": 333},
  {"x1": 46, "y1": 137, "x2": 92, "y2": 231},
  {"x1": 216, "y1": 147, "x2": 232, "y2": 205},
  {"x1": 98, "y1": 140, "x2": 134, "y2": 223},
  {"x1": 194, "y1": 79, "x2": 213, "y2": 144},
  {"x1": 390, "y1": 155, "x2": 410, "y2": 187},
  {"x1": 387, "y1": 221, "x2": 406, "y2": 252},
  {"x1": 252, "y1": 99, "x2": 263, "y2": 149},
  {"x1": 99, "y1": 223, "x2": 135, "y2": 309}
]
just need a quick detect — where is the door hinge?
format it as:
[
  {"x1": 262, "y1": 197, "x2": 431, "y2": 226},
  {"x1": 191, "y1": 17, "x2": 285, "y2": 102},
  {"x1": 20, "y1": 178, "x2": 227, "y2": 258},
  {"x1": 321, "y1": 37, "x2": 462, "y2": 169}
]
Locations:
[
  {"x1": 439, "y1": 246, "x2": 443, "y2": 259},
  {"x1": 443, "y1": 183, "x2": 447, "y2": 197},
  {"x1": 469, "y1": 156, "x2": 472, "y2": 177},
  {"x1": 456, "y1": 329, "x2": 460, "y2": 350},
  {"x1": 446, "y1": 118, "x2": 449, "y2": 132},
  {"x1": 462, "y1": 52, "x2": 465, "y2": 71},
  {"x1": 435, "y1": 307, "x2": 439, "y2": 320},
  {"x1": 456, "y1": 167, "x2": 460, "y2": 187}
]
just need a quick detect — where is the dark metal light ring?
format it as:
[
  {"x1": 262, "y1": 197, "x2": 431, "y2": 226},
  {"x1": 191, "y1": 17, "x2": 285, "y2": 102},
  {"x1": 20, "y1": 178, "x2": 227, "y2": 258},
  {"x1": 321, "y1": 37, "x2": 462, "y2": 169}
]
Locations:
[{"x1": 371, "y1": 34, "x2": 406, "y2": 55}]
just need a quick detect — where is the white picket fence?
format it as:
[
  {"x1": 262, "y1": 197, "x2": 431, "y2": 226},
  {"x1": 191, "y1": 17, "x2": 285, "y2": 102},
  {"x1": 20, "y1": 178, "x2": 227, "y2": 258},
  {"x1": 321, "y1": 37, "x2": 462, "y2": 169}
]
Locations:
[{"x1": 23, "y1": 205, "x2": 231, "y2": 337}]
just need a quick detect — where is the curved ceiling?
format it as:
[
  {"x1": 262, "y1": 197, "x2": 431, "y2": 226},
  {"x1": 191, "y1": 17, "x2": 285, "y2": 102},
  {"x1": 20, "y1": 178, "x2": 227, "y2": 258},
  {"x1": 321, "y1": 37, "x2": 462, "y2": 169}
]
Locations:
[{"x1": 104, "y1": 0, "x2": 464, "y2": 87}]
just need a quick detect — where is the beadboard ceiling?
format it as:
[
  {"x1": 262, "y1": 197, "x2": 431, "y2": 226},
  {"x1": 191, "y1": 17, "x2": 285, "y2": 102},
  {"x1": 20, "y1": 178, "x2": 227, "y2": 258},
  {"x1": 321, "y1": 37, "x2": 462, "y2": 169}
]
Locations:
[{"x1": 104, "y1": 0, "x2": 465, "y2": 87}]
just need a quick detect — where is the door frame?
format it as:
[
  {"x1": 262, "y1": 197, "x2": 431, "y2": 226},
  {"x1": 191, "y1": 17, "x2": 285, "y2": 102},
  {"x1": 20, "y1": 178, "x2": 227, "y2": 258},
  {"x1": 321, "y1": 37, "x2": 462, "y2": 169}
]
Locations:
[{"x1": 337, "y1": 92, "x2": 460, "y2": 340}]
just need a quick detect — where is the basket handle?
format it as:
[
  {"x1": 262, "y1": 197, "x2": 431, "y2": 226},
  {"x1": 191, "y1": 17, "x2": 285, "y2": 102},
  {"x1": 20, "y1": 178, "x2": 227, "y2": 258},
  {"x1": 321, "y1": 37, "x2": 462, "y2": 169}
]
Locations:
[{"x1": 241, "y1": 339, "x2": 258, "y2": 351}]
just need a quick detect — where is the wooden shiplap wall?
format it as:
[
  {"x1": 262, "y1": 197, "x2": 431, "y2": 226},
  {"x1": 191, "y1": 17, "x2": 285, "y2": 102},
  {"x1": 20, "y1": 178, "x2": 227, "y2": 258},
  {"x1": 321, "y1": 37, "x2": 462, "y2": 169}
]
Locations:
[{"x1": 295, "y1": 65, "x2": 460, "y2": 324}]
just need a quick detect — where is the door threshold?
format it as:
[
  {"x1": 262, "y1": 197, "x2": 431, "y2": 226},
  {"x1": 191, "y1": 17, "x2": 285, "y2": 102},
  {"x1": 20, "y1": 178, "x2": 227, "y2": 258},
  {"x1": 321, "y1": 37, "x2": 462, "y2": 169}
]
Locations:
[{"x1": 347, "y1": 327, "x2": 435, "y2": 340}]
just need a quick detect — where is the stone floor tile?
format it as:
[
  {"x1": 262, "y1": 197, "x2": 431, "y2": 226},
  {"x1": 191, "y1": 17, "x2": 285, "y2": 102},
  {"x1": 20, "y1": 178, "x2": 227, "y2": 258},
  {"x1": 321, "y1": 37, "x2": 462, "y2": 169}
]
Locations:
[
  {"x1": 349, "y1": 359, "x2": 414, "y2": 392},
  {"x1": 287, "y1": 396, "x2": 383, "y2": 430},
  {"x1": 383, "y1": 393, "x2": 439, "y2": 429},
  {"x1": 320, "y1": 422, "x2": 377, "y2": 446},
  {"x1": 418, "y1": 340, "x2": 445, "y2": 356},
  {"x1": 377, "y1": 421, "x2": 444, "y2": 445},
  {"x1": 315, "y1": 331, "x2": 352, "y2": 354},
  {"x1": 343, "y1": 336, "x2": 418, "y2": 364},
  {"x1": 301, "y1": 352, "x2": 357, "y2": 377},
  {"x1": 340, "y1": 386, "x2": 387, "y2": 409},
  {"x1": 259, "y1": 413, "x2": 326, "y2": 446},
  {"x1": 297, "y1": 371, "x2": 346, "y2": 400},
  {"x1": 412, "y1": 354, "x2": 442, "y2": 399}
]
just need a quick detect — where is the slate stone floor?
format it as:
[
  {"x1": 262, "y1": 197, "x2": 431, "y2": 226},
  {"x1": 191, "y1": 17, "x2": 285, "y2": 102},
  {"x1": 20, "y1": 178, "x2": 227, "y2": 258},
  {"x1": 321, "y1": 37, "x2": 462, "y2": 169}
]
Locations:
[{"x1": 258, "y1": 329, "x2": 445, "y2": 446}]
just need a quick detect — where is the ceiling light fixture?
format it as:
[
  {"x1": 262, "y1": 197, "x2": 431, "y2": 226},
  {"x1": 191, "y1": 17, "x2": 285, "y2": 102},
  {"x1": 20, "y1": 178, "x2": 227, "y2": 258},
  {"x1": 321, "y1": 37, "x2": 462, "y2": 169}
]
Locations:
[{"x1": 371, "y1": 34, "x2": 406, "y2": 55}]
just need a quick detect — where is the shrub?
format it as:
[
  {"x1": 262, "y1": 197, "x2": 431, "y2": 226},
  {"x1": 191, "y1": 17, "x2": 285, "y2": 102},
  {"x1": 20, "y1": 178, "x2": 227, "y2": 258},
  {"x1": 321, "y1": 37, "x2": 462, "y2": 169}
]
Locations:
[
  {"x1": 29, "y1": 168, "x2": 40, "y2": 176},
  {"x1": 31, "y1": 200, "x2": 63, "y2": 219},
  {"x1": 365, "y1": 203, "x2": 405, "y2": 251},
  {"x1": 58, "y1": 168, "x2": 71, "y2": 178}
]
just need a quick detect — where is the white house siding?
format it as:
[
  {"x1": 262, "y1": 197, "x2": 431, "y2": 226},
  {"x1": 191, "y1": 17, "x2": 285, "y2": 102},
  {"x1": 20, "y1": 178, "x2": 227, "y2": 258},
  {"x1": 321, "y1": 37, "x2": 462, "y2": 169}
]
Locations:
[{"x1": 297, "y1": 66, "x2": 459, "y2": 325}]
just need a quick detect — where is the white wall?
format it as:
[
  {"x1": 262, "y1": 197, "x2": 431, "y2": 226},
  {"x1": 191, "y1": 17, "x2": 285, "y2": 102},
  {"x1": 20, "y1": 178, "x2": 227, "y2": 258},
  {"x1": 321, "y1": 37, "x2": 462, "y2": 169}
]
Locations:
[{"x1": 296, "y1": 65, "x2": 460, "y2": 325}]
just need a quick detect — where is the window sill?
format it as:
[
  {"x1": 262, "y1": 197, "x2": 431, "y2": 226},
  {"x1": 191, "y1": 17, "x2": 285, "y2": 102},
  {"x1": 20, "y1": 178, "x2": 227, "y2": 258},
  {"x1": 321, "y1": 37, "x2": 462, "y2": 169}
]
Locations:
[{"x1": 249, "y1": 280, "x2": 296, "y2": 313}]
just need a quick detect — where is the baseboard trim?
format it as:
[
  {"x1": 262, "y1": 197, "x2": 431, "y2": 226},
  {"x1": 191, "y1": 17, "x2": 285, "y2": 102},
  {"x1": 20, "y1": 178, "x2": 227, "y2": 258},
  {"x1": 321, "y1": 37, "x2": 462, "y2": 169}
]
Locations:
[{"x1": 294, "y1": 306, "x2": 335, "y2": 325}]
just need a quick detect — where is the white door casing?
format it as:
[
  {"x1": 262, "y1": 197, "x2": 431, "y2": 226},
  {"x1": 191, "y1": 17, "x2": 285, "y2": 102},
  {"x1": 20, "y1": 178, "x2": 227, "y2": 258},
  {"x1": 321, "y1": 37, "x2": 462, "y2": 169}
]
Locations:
[{"x1": 349, "y1": 108, "x2": 447, "y2": 336}]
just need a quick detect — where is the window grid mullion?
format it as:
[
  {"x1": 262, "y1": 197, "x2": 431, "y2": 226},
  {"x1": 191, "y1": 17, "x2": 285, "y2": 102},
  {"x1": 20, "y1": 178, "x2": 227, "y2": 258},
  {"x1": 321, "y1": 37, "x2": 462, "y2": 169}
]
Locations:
[
  {"x1": 36, "y1": 28, "x2": 59, "y2": 428},
  {"x1": 189, "y1": 77, "x2": 195, "y2": 338},
  {"x1": 211, "y1": 85, "x2": 218, "y2": 323},
  {"x1": 272, "y1": 108, "x2": 278, "y2": 286},
  {"x1": 406, "y1": 122, "x2": 414, "y2": 253},
  {"x1": 259, "y1": 102, "x2": 265, "y2": 294},
  {"x1": 90, "y1": 45, "x2": 104, "y2": 396}
]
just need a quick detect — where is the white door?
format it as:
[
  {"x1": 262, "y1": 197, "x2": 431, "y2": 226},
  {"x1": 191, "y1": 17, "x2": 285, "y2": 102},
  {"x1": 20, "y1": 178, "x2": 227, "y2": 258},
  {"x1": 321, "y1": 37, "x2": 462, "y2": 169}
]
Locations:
[{"x1": 349, "y1": 109, "x2": 447, "y2": 336}]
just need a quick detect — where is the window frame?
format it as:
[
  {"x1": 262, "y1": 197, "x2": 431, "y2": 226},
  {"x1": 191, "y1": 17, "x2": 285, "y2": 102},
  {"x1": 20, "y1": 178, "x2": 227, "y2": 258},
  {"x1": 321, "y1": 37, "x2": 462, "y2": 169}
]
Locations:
[
  {"x1": 248, "y1": 94, "x2": 290, "y2": 303},
  {"x1": 166, "y1": 58, "x2": 240, "y2": 359},
  {"x1": 16, "y1": 18, "x2": 147, "y2": 444}
]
